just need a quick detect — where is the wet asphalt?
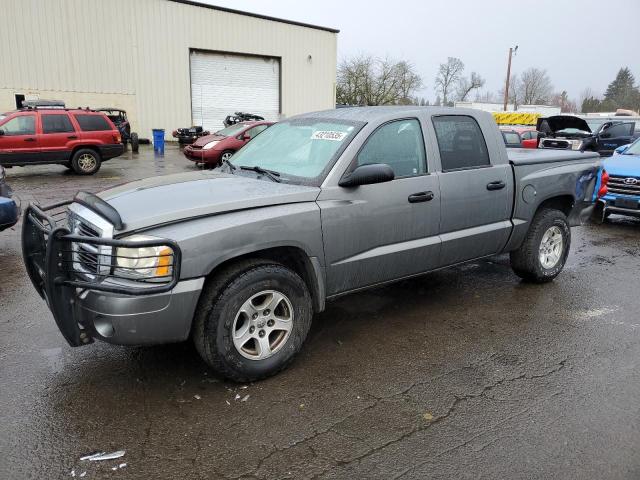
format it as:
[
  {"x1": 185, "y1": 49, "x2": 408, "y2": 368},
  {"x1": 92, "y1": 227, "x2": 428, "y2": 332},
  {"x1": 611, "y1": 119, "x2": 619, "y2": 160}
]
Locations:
[{"x1": 1, "y1": 145, "x2": 639, "y2": 479}]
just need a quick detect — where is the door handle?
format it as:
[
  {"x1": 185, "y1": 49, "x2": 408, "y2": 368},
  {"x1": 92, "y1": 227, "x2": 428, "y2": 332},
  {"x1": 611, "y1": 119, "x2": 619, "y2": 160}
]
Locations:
[
  {"x1": 24, "y1": 137, "x2": 36, "y2": 142},
  {"x1": 408, "y1": 191, "x2": 435, "y2": 203},
  {"x1": 487, "y1": 180, "x2": 506, "y2": 191},
  {"x1": 67, "y1": 135, "x2": 78, "y2": 139}
]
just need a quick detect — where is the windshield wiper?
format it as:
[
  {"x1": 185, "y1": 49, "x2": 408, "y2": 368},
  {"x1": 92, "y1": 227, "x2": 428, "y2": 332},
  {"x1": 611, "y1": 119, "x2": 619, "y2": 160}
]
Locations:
[{"x1": 239, "y1": 165, "x2": 281, "y2": 183}]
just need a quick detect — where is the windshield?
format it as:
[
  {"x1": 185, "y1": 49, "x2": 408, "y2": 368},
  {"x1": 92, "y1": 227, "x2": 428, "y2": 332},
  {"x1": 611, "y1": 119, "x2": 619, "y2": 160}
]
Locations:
[
  {"x1": 624, "y1": 138, "x2": 640, "y2": 155},
  {"x1": 229, "y1": 119, "x2": 363, "y2": 183},
  {"x1": 215, "y1": 123, "x2": 249, "y2": 137}
]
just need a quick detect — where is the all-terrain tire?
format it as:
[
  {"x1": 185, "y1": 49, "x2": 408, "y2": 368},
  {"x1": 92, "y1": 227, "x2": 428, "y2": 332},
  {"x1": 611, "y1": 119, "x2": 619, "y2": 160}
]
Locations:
[
  {"x1": 193, "y1": 260, "x2": 313, "y2": 382},
  {"x1": 70, "y1": 148, "x2": 101, "y2": 175},
  {"x1": 510, "y1": 208, "x2": 571, "y2": 283},
  {"x1": 130, "y1": 132, "x2": 139, "y2": 153}
]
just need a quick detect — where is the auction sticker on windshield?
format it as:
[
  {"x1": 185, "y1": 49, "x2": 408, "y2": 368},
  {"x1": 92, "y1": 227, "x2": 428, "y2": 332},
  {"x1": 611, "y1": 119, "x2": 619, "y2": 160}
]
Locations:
[{"x1": 311, "y1": 131, "x2": 348, "y2": 141}]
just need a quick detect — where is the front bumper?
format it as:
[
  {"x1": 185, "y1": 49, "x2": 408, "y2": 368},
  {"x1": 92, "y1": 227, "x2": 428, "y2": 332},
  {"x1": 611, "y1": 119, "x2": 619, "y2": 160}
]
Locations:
[
  {"x1": 600, "y1": 195, "x2": 640, "y2": 218},
  {"x1": 183, "y1": 146, "x2": 220, "y2": 164},
  {"x1": 22, "y1": 202, "x2": 202, "y2": 347}
]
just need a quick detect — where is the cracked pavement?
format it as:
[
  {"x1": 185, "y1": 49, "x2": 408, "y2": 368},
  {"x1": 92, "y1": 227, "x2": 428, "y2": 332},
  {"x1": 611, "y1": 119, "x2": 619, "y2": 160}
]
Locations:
[{"x1": 1, "y1": 145, "x2": 640, "y2": 479}]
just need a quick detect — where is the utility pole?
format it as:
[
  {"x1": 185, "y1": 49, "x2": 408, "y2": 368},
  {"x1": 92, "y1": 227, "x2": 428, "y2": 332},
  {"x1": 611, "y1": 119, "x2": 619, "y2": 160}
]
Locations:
[{"x1": 503, "y1": 45, "x2": 518, "y2": 111}]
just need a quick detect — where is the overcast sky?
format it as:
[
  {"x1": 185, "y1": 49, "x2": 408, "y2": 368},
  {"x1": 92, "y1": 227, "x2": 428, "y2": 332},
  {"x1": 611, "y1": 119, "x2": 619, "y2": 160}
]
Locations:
[{"x1": 203, "y1": 0, "x2": 640, "y2": 103}]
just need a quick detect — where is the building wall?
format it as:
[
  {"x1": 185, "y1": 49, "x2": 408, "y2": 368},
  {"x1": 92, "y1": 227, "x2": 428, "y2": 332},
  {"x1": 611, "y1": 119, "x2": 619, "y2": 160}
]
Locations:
[{"x1": 0, "y1": 0, "x2": 337, "y2": 138}]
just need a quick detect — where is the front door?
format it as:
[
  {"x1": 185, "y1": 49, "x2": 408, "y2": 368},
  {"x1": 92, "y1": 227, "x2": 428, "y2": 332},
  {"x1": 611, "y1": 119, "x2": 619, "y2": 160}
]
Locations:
[
  {"x1": 319, "y1": 118, "x2": 441, "y2": 295},
  {"x1": 432, "y1": 115, "x2": 513, "y2": 266},
  {"x1": 0, "y1": 113, "x2": 39, "y2": 166},
  {"x1": 597, "y1": 122, "x2": 636, "y2": 155}
]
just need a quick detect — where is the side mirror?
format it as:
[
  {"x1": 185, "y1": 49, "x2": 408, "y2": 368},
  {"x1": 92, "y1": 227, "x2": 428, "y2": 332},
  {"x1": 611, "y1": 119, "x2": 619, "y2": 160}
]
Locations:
[
  {"x1": 615, "y1": 144, "x2": 630, "y2": 154},
  {"x1": 242, "y1": 135, "x2": 251, "y2": 141},
  {"x1": 339, "y1": 163, "x2": 395, "y2": 188}
]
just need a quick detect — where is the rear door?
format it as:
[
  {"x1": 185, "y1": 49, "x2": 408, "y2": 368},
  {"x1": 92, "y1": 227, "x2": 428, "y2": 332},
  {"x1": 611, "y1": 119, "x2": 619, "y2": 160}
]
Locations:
[
  {"x1": 0, "y1": 113, "x2": 40, "y2": 166},
  {"x1": 597, "y1": 122, "x2": 635, "y2": 155},
  {"x1": 432, "y1": 115, "x2": 513, "y2": 266},
  {"x1": 40, "y1": 112, "x2": 77, "y2": 162}
]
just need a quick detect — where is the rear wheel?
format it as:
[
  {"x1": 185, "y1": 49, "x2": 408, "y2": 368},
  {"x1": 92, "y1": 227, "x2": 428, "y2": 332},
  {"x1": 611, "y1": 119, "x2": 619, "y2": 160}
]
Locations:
[
  {"x1": 71, "y1": 149, "x2": 101, "y2": 175},
  {"x1": 130, "y1": 132, "x2": 139, "y2": 153},
  {"x1": 193, "y1": 261, "x2": 313, "y2": 382},
  {"x1": 510, "y1": 208, "x2": 571, "y2": 283}
]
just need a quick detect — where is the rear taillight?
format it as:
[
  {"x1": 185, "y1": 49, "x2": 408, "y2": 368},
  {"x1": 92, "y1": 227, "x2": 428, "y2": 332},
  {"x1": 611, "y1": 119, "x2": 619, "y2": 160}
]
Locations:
[
  {"x1": 113, "y1": 132, "x2": 121, "y2": 143},
  {"x1": 597, "y1": 169, "x2": 609, "y2": 198}
]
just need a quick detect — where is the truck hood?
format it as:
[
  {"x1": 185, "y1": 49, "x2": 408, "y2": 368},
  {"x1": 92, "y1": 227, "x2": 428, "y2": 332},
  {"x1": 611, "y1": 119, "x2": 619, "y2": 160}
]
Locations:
[
  {"x1": 603, "y1": 154, "x2": 640, "y2": 177},
  {"x1": 537, "y1": 115, "x2": 591, "y2": 134},
  {"x1": 96, "y1": 171, "x2": 320, "y2": 233}
]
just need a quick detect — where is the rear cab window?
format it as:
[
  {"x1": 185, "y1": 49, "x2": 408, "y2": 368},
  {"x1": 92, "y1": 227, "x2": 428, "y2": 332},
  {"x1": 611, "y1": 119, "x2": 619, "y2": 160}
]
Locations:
[
  {"x1": 73, "y1": 114, "x2": 112, "y2": 132},
  {"x1": 432, "y1": 115, "x2": 491, "y2": 171}
]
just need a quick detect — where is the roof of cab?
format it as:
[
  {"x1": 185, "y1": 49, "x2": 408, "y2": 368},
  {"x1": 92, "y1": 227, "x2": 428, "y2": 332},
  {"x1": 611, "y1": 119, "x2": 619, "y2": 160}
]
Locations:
[{"x1": 290, "y1": 106, "x2": 491, "y2": 123}]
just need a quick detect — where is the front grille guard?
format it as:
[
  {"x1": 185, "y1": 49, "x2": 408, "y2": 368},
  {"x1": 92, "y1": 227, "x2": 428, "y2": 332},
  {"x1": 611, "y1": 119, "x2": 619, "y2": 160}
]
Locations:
[{"x1": 22, "y1": 202, "x2": 182, "y2": 346}]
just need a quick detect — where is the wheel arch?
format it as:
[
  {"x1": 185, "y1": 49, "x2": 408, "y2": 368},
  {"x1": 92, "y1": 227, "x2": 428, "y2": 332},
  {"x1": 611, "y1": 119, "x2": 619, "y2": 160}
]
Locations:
[{"x1": 204, "y1": 245, "x2": 325, "y2": 313}]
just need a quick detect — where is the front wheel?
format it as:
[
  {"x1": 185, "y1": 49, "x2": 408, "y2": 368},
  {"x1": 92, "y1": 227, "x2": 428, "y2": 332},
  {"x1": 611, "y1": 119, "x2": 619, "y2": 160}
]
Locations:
[
  {"x1": 193, "y1": 261, "x2": 313, "y2": 382},
  {"x1": 220, "y1": 150, "x2": 234, "y2": 164},
  {"x1": 71, "y1": 149, "x2": 101, "y2": 175},
  {"x1": 510, "y1": 208, "x2": 571, "y2": 283}
]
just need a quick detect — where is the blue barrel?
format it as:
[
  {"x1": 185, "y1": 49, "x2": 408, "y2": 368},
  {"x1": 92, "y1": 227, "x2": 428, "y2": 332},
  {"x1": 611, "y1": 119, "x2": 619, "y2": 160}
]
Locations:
[{"x1": 152, "y1": 129, "x2": 165, "y2": 154}]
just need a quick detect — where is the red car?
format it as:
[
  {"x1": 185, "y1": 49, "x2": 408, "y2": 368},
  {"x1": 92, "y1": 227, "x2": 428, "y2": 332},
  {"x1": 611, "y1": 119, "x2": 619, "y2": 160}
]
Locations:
[
  {"x1": 183, "y1": 121, "x2": 273, "y2": 166},
  {"x1": 0, "y1": 107, "x2": 124, "y2": 175},
  {"x1": 500, "y1": 125, "x2": 539, "y2": 149}
]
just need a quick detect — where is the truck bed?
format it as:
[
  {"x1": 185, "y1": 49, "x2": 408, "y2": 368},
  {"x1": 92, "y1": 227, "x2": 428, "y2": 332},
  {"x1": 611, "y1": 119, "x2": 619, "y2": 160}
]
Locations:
[{"x1": 508, "y1": 148, "x2": 600, "y2": 166}]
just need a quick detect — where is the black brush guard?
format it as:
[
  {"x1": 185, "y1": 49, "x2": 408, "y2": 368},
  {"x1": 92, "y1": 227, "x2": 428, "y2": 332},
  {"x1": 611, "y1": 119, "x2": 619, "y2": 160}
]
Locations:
[{"x1": 22, "y1": 202, "x2": 182, "y2": 347}]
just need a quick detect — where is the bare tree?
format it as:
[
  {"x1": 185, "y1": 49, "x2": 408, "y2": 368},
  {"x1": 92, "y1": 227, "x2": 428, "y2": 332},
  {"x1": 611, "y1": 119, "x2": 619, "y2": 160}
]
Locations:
[
  {"x1": 456, "y1": 72, "x2": 486, "y2": 101},
  {"x1": 517, "y1": 68, "x2": 553, "y2": 104},
  {"x1": 550, "y1": 90, "x2": 578, "y2": 113},
  {"x1": 336, "y1": 55, "x2": 423, "y2": 106},
  {"x1": 435, "y1": 57, "x2": 464, "y2": 106}
]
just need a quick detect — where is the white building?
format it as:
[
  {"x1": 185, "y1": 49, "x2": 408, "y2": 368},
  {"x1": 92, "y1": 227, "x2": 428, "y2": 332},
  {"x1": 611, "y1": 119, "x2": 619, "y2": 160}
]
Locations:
[{"x1": 0, "y1": 0, "x2": 338, "y2": 138}]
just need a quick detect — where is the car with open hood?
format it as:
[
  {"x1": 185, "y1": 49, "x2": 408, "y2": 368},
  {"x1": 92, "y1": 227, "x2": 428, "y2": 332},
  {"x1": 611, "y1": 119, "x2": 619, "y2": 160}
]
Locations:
[
  {"x1": 538, "y1": 115, "x2": 639, "y2": 156},
  {"x1": 22, "y1": 106, "x2": 602, "y2": 382},
  {"x1": 183, "y1": 121, "x2": 273, "y2": 167}
]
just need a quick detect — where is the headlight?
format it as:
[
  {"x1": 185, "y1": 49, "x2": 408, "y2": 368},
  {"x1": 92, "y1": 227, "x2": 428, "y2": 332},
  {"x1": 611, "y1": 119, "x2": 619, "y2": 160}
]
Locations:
[
  {"x1": 202, "y1": 141, "x2": 219, "y2": 150},
  {"x1": 115, "y1": 235, "x2": 174, "y2": 281}
]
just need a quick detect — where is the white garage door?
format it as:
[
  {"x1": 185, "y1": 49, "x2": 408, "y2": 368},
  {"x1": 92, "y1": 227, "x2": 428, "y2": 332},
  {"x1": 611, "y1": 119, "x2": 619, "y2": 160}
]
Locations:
[{"x1": 190, "y1": 51, "x2": 280, "y2": 132}]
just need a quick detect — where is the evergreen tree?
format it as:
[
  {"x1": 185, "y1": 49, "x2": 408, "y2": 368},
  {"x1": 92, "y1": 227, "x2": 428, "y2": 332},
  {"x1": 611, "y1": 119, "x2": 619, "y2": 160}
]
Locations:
[{"x1": 603, "y1": 67, "x2": 640, "y2": 110}]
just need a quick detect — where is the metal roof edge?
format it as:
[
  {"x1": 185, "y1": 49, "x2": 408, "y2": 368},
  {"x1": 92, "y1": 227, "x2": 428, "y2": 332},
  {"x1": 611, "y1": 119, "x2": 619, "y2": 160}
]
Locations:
[{"x1": 168, "y1": 0, "x2": 340, "y2": 33}]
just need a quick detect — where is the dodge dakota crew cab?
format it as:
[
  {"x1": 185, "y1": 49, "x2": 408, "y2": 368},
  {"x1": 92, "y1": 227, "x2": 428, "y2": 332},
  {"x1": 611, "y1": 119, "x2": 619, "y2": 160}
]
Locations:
[{"x1": 22, "y1": 107, "x2": 602, "y2": 381}]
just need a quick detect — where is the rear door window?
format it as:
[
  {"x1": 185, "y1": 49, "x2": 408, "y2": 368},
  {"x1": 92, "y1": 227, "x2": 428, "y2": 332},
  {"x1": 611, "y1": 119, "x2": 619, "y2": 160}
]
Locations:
[
  {"x1": 42, "y1": 114, "x2": 74, "y2": 133},
  {"x1": 0, "y1": 115, "x2": 36, "y2": 135},
  {"x1": 433, "y1": 115, "x2": 491, "y2": 171},
  {"x1": 73, "y1": 114, "x2": 111, "y2": 131}
]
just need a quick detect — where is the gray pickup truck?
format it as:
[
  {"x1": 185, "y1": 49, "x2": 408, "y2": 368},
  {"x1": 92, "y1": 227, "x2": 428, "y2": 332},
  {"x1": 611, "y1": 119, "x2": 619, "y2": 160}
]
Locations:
[{"x1": 23, "y1": 107, "x2": 602, "y2": 381}]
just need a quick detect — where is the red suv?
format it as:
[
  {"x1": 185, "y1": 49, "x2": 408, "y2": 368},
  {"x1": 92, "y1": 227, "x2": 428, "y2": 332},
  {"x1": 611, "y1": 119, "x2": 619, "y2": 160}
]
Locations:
[
  {"x1": 0, "y1": 108, "x2": 125, "y2": 175},
  {"x1": 183, "y1": 121, "x2": 273, "y2": 167}
]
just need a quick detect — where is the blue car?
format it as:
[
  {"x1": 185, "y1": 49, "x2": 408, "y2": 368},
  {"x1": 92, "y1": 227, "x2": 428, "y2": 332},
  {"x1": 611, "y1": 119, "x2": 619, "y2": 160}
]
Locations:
[
  {"x1": 0, "y1": 166, "x2": 19, "y2": 231},
  {"x1": 598, "y1": 139, "x2": 640, "y2": 219}
]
